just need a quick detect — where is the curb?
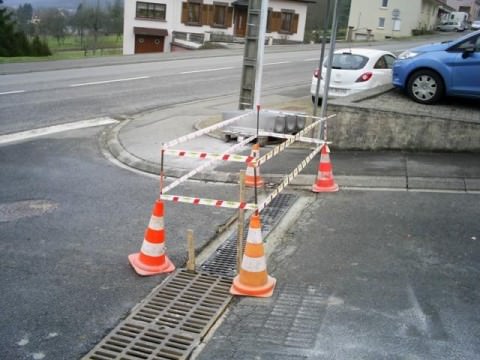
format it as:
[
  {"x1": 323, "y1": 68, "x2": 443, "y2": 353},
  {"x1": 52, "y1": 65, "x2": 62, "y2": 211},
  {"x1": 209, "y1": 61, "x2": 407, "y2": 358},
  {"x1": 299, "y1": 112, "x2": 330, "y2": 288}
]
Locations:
[{"x1": 104, "y1": 121, "x2": 480, "y2": 192}]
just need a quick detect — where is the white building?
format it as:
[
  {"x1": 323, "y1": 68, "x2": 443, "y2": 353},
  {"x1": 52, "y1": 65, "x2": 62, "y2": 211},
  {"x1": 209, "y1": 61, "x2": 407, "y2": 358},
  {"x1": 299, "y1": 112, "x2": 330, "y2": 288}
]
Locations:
[
  {"x1": 348, "y1": 0, "x2": 447, "y2": 40},
  {"x1": 123, "y1": 0, "x2": 313, "y2": 55},
  {"x1": 444, "y1": 0, "x2": 480, "y2": 20}
]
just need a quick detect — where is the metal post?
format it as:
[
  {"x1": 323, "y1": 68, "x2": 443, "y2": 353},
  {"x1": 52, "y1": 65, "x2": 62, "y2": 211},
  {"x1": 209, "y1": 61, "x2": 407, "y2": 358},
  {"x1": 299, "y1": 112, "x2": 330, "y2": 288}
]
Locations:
[
  {"x1": 253, "y1": 0, "x2": 269, "y2": 108},
  {"x1": 313, "y1": 0, "x2": 331, "y2": 118},
  {"x1": 319, "y1": 0, "x2": 340, "y2": 141},
  {"x1": 237, "y1": 171, "x2": 246, "y2": 273}
]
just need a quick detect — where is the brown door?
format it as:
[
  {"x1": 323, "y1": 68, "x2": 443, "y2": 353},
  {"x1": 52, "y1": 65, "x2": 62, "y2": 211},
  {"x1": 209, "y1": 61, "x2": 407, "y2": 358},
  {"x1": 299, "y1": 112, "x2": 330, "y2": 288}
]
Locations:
[
  {"x1": 234, "y1": 8, "x2": 247, "y2": 37},
  {"x1": 135, "y1": 35, "x2": 165, "y2": 54}
]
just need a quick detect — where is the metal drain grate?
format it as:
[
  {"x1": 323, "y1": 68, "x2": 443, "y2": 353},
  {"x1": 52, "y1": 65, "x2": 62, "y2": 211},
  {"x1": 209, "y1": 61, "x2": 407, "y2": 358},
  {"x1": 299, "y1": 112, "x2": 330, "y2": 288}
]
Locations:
[
  {"x1": 129, "y1": 270, "x2": 231, "y2": 337},
  {"x1": 84, "y1": 270, "x2": 232, "y2": 360},
  {"x1": 201, "y1": 193, "x2": 298, "y2": 278},
  {"x1": 85, "y1": 322, "x2": 198, "y2": 360}
]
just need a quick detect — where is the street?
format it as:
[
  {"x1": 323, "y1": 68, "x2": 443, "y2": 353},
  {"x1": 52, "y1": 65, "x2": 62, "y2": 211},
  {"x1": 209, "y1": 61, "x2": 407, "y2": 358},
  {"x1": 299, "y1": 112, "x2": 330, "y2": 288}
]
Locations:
[{"x1": 0, "y1": 32, "x2": 479, "y2": 359}]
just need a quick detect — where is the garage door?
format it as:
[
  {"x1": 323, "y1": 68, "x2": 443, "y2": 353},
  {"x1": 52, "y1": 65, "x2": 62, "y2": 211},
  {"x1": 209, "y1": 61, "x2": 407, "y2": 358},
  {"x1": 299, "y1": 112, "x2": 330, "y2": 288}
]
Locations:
[{"x1": 135, "y1": 35, "x2": 165, "y2": 54}]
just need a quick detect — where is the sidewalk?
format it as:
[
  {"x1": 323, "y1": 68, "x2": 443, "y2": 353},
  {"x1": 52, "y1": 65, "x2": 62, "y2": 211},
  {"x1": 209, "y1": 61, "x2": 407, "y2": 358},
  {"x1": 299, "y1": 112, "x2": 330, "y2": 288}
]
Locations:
[{"x1": 107, "y1": 93, "x2": 480, "y2": 193}]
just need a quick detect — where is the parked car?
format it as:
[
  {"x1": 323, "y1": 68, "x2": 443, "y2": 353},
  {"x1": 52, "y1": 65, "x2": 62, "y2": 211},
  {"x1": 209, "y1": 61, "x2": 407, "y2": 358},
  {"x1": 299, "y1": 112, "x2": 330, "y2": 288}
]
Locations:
[
  {"x1": 437, "y1": 21, "x2": 466, "y2": 32},
  {"x1": 392, "y1": 30, "x2": 480, "y2": 104},
  {"x1": 310, "y1": 48, "x2": 396, "y2": 103},
  {"x1": 471, "y1": 20, "x2": 480, "y2": 30}
]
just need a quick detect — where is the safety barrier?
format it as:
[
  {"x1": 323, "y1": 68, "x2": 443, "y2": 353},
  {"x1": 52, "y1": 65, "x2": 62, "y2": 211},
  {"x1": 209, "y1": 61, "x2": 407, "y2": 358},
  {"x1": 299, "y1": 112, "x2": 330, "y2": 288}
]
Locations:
[{"x1": 131, "y1": 107, "x2": 339, "y2": 299}]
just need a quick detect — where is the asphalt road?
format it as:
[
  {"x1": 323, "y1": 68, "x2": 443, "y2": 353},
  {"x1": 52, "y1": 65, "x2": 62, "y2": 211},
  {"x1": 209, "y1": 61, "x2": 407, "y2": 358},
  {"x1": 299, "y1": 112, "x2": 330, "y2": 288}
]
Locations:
[
  {"x1": 0, "y1": 32, "x2": 463, "y2": 136},
  {"x1": 0, "y1": 126, "x2": 238, "y2": 359}
]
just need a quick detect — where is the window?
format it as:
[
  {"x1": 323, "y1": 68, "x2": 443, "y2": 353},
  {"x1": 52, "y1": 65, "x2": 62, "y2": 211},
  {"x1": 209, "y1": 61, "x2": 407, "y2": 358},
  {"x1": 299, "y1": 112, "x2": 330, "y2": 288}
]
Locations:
[
  {"x1": 378, "y1": 17, "x2": 385, "y2": 28},
  {"x1": 213, "y1": 2, "x2": 227, "y2": 27},
  {"x1": 381, "y1": 0, "x2": 388, "y2": 8},
  {"x1": 324, "y1": 54, "x2": 368, "y2": 70},
  {"x1": 280, "y1": 10, "x2": 294, "y2": 33},
  {"x1": 136, "y1": 2, "x2": 166, "y2": 21},
  {"x1": 187, "y1": 1, "x2": 202, "y2": 24}
]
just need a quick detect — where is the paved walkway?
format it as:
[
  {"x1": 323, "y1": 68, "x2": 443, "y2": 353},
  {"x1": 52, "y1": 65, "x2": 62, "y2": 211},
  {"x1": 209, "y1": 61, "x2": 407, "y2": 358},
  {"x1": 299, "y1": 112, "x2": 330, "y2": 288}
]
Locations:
[{"x1": 107, "y1": 93, "x2": 480, "y2": 193}]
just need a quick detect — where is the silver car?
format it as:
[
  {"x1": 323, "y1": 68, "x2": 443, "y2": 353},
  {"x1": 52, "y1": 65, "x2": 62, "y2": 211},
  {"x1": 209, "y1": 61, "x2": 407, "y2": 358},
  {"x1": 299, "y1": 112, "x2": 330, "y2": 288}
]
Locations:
[
  {"x1": 437, "y1": 21, "x2": 466, "y2": 32},
  {"x1": 471, "y1": 20, "x2": 480, "y2": 30}
]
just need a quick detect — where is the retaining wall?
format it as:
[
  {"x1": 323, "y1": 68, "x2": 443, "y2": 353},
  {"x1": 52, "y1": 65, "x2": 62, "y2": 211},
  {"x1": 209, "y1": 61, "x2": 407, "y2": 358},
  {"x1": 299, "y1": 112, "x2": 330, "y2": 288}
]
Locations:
[{"x1": 325, "y1": 85, "x2": 480, "y2": 152}]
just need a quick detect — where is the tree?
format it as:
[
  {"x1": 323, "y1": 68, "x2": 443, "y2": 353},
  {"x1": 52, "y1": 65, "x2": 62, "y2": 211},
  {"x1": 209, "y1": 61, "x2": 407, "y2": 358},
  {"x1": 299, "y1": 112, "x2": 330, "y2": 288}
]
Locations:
[
  {"x1": 106, "y1": 0, "x2": 123, "y2": 40},
  {"x1": 38, "y1": 8, "x2": 66, "y2": 44},
  {"x1": 16, "y1": 3, "x2": 33, "y2": 34},
  {"x1": 0, "y1": 0, "x2": 50, "y2": 56}
]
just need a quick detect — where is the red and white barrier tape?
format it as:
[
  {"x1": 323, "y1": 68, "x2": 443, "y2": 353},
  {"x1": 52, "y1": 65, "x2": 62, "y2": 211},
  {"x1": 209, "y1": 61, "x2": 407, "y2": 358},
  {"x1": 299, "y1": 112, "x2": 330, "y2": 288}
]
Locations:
[
  {"x1": 258, "y1": 144, "x2": 322, "y2": 212},
  {"x1": 162, "y1": 135, "x2": 256, "y2": 194},
  {"x1": 162, "y1": 111, "x2": 253, "y2": 150},
  {"x1": 256, "y1": 114, "x2": 335, "y2": 167},
  {"x1": 258, "y1": 131, "x2": 329, "y2": 145},
  {"x1": 160, "y1": 194, "x2": 258, "y2": 210},
  {"x1": 262, "y1": 109, "x2": 331, "y2": 121},
  {"x1": 164, "y1": 149, "x2": 254, "y2": 163}
]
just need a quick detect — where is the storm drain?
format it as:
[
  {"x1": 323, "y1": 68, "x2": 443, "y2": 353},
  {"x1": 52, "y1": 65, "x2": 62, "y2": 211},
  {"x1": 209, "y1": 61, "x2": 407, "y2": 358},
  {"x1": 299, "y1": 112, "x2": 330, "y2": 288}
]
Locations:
[
  {"x1": 201, "y1": 193, "x2": 298, "y2": 278},
  {"x1": 84, "y1": 270, "x2": 232, "y2": 360},
  {"x1": 84, "y1": 193, "x2": 298, "y2": 360}
]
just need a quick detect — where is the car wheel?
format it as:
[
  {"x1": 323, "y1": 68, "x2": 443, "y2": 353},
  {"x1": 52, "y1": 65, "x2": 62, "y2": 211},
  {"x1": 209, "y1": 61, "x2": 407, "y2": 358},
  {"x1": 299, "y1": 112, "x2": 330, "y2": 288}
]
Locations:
[{"x1": 406, "y1": 70, "x2": 444, "y2": 105}]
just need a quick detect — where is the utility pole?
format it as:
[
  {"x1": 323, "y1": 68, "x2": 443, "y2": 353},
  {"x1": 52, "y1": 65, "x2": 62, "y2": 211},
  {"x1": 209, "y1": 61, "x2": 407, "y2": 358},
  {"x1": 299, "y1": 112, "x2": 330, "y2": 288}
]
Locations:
[{"x1": 238, "y1": 0, "x2": 268, "y2": 110}]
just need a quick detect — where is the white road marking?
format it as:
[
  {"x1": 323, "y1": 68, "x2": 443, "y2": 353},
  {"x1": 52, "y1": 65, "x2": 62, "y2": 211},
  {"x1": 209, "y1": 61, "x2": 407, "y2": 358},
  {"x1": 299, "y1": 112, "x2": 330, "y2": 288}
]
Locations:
[
  {"x1": 70, "y1": 76, "x2": 150, "y2": 87},
  {"x1": 264, "y1": 61, "x2": 290, "y2": 66},
  {"x1": 180, "y1": 67, "x2": 234, "y2": 74},
  {"x1": 0, "y1": 90, "x2": 26, "y2": 95},
  {"x1": 0, "y1": 117, "x2": 119, "y2": 145}
]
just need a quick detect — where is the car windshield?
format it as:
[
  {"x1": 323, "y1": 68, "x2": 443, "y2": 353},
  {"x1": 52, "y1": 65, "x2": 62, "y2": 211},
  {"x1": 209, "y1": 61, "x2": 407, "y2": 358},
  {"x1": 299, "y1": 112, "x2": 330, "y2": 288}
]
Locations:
[{"x1": 324, "y1": 53, "x2": 368, "y2": 70}]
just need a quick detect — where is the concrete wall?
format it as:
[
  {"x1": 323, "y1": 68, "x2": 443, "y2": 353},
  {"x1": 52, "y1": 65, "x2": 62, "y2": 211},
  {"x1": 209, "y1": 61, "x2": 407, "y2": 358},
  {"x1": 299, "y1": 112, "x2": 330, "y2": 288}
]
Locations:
[{"x1": 325, "y1": 85, "x2": 480, "y2": 152}]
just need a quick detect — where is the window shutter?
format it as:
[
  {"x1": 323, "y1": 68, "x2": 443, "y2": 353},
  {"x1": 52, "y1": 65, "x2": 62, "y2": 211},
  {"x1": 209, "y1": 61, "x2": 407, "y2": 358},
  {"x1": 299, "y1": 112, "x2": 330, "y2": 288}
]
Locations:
[
  {"x1": 181, "y1": 2, "x2": 188, "y2": 24},
  {"x1": 270, "y1": 11, "x2": 281, "y2": 32},
  {"x1": 226, "y1": 7, "x2": 233, "y2": 27},
  {"x1": 201, "y1": 4, "x2": 211, "y2": 25},
  {"x1": 292, "y1": 13, "x2": 299, "y2": 33}
]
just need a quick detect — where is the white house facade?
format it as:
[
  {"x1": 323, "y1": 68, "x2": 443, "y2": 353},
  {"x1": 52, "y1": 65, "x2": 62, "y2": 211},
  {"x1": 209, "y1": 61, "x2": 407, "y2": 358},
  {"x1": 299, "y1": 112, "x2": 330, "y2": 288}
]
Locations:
[
  {"x1": 445, "y1": 0, "x2": 480, "y2": 20},
  {"x1": 123, "y1": 0, "x2": 312, "y2": 55},
  {"x1": 348, "y1": 0, "x2": 447, "y2": 40}
]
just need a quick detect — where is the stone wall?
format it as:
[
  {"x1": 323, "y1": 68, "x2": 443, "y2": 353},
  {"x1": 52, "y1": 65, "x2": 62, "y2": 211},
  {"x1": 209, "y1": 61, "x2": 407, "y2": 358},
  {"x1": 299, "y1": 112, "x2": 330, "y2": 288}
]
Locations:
[{"x1": 326, "y1": 85, "x2": 480, "y2": 152}]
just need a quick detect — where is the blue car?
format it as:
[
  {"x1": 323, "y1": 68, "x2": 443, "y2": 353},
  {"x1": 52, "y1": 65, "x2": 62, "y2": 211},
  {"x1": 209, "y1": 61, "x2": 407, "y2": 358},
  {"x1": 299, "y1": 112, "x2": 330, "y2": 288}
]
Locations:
[{"x1": 393, "y1": 30, "x2": 480, "y2": 104}]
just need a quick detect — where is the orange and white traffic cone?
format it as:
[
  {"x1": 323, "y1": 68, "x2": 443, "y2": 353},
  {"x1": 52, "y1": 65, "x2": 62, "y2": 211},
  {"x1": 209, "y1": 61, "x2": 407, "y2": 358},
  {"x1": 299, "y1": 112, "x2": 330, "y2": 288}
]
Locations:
[
  {"x1": 230, "y1": 213, "x2": 276, "y2": 297},
  {"x1": 128, "y1": 199, "x2": 175, "y2": 276},
  {"x1": 245, "y1": 143, "x2": 264, "y2": 188},
  {"x1": 312, "y1": 144, "x2": 339, "y2": 193}
]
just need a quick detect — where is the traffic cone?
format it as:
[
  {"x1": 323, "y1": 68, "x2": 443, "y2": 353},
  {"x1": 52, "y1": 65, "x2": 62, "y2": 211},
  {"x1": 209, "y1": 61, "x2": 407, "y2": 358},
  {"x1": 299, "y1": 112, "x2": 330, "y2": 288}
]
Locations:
[
  {"x1": 230, "y1": 213, "x2": 276, "y2": 297},
  {"x1": 245, "y1": 143, "x2": 264, "y2": 188},
  {"x1": 128, "y1": 200, "x2": 175, "y2": 276},
  {"x1": 312, "y1": 144, "x2": 339, "y2": 193}
]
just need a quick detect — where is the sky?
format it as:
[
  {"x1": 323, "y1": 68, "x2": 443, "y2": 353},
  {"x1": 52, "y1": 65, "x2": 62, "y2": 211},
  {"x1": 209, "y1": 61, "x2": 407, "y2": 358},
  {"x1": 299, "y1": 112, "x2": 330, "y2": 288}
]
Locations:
[{"x1": 3, "y1": 0, "x2": 100, "y2": 10}]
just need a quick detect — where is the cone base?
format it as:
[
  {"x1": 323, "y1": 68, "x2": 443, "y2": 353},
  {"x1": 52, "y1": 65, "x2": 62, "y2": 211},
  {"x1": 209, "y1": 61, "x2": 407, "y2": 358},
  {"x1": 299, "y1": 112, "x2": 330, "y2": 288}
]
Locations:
[
  {"x1": 245, "y1": 179, "x2": 264, "y2": 188},
  {"x1": 230, "y1": 275, "x2": 276, "y2": 298},
  {"x1": 312, "y1": 181, "x2": 339, "y2": 193},
  {"x1": 128, "y1": 253, "x2": 175, "y2": 276}
]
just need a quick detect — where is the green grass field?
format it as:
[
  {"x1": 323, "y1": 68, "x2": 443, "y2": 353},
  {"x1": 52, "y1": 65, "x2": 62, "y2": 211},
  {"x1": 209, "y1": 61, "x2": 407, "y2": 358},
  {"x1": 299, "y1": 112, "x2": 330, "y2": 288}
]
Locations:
[{"x1": 0, "y1": 35, "x2": 123, "y2": 63}]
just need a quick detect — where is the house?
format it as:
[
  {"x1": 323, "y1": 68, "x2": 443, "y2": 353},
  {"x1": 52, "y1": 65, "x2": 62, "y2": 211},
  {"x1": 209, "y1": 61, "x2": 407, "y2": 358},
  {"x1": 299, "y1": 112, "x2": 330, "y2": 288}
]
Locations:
[
  {"x1": 444, "y1": 0, "x2": 480, "y2": 20},
  {"x1": 123, "y1": 0, "x2": 314, "y2": 55},
  {"x1": 347, "y1": 0, "x2": 450, "y2": 40}
]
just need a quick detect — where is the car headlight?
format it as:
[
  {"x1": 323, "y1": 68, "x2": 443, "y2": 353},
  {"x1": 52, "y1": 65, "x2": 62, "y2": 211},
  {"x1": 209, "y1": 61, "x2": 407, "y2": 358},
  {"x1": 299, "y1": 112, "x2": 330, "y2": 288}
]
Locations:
[{"x1": 398, "y1": 50, "x2": 420, "y2": 59}]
